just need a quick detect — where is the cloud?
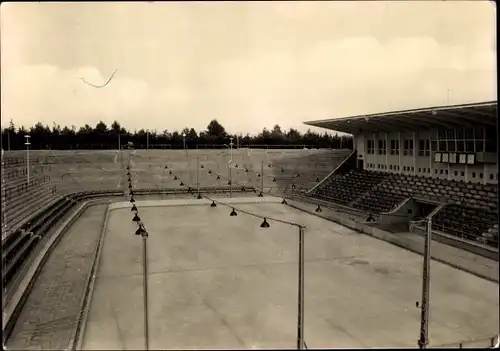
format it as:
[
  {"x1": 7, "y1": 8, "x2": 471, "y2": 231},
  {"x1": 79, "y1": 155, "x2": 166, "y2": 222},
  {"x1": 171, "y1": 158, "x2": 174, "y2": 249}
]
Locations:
[{"x1": 1, "y1": 36, "x2": 496, "y2": 135}]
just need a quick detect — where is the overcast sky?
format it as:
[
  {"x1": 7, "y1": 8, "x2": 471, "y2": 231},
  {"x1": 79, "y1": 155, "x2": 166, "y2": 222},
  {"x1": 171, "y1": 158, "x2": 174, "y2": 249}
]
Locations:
[{"x1": 1, "y1": 1, "x2": 496, "y2": 135}]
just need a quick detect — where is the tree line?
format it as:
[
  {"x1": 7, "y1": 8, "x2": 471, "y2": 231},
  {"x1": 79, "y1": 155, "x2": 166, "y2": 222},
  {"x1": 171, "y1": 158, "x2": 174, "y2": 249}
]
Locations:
[{"x1": 1, "y1": 119, "x2": 353, "y2": 150}]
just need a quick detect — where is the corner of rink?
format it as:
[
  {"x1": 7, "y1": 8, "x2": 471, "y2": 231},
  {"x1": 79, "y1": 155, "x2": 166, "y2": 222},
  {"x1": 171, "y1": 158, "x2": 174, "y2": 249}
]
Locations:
[{"x1": 108, "y1": 196, "x2": 283, "y2": 211}]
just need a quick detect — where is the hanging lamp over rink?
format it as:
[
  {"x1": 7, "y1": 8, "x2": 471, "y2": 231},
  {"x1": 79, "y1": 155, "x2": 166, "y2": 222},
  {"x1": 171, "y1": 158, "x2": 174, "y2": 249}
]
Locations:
[
  {"x1": 260, "y1": 218, "x2": 270, "y2": 228},
  {"x1": 135, "y1": 224, "x2": 148, "y2": 238}
]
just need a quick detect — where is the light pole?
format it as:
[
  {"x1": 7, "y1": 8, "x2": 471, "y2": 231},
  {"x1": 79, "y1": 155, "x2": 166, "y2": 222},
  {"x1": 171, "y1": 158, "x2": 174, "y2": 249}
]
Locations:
[
  {"x1": 24, "y1": 135, "x2": 31, "y2": 184},
  {"x1": 229, "y1": 137, "x2": 233, "y2": 198},
  {"x1": 297, "y1": 225, "x2": 305, "y2": 350},
  {"x1": 182, "y1": 133, "x2": 186, "y2": 150},
  {"x1": 417, "y1": 217, "x2": 433, "y2": 349}
]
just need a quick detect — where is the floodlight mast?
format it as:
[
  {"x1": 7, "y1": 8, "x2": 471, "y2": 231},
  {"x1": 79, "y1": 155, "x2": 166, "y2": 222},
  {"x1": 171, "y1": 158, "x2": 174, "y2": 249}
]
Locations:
[
  {"x1": 416, "y1": 217, "x2": 433, "y2": 349},
  {"x1": 24, "y1": 135, "x2": 31, "y2": 184},
  {"x1": 229, "y1": 137, "x2": 233, "y2": 198}
]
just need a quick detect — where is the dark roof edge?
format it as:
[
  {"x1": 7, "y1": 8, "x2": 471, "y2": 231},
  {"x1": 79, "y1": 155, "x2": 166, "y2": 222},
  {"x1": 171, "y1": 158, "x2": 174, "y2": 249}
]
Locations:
[{"x1": 303, "y1": 100, "x2": 498, "y2": 126}]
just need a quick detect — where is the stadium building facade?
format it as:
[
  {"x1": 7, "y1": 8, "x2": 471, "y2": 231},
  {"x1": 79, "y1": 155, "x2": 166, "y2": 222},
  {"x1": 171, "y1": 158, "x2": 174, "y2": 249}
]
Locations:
[
  {"x1": 305, "y1": 101, "x2": 497, "y2": 184},
  {"x1": 304, "y1": 101, "x2": 498, "y2": 250}
]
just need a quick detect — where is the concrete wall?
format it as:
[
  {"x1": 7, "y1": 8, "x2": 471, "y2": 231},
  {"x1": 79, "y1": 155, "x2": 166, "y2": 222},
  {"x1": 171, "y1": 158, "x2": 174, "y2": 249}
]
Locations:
[
  {"x1": 412, "y1": 225, "x2": 499, "y2": 261},
  {"x1": 286, "y1": 199, "x2": 499, "y2": 283},
  {"x1": 379, "y1": 198, "x2": 420, "y2": 226}
]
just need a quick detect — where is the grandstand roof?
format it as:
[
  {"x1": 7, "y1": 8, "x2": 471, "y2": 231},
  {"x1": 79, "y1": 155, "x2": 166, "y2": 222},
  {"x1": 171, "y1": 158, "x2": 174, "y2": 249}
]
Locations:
[{"x1": 303, "y1": 101, "x2": 497, "y2": 134}]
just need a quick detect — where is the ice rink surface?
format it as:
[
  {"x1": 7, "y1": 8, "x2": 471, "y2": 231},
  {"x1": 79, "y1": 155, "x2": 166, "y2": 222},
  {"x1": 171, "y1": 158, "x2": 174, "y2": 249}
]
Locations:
[{"x1": 80, "y1": 199, "x2": 498, "y2": 350}]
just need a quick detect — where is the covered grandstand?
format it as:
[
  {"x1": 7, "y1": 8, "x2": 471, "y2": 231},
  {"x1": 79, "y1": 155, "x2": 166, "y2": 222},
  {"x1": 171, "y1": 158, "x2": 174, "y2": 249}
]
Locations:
[{"x1": 304, "y1": 101, "x2": 499, "y2": 251}]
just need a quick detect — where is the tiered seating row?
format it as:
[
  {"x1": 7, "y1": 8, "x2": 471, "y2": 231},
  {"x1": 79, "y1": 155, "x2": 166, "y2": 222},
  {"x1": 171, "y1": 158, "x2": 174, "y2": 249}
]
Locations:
[
  {"x1": 354, "y1": 173, "x2": 498, "y2": 215},
  {"x1": 312, "y1": 169, "x2": 389, "y2": 206},
  {"x1": 3, "y1": 176, "x2": 51, "y2": 200},
  {"x1": 433, "y1": 204, "x2": 498, "y2": 248},
  {"x1": 2, "y1": 179, "x2": 57, "y2": 239},
  {"x1": 310, "y1": 167, "x2": 498, "y2": 248},
  {"x1": 353, "y1": 183, "x2": 407, "y2": 213}
]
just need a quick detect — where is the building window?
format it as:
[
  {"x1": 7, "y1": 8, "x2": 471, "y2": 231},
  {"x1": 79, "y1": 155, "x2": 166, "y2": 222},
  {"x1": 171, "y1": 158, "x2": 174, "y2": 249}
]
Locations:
[
  {"x1": 367, "y1": 140, "x2": 375, "y2": 154},
  {"x1": 472, "y1": 172, "x2": 476, "y2": 178},
  {"x1": 490, "y1": 174, "x2": 494, "y2": 180},
  {"x1": 479, "y1": 173, "x2": 483, "y2": 179},
  {"x1": 403, "y1": 139, "x2": 414, "y2": 156},
  {"x1": 378, "y1": 139, "x2": 387, "y2": 155},
  {"x1": 454, "y1": 171, "x2": 458, "y2": 176},
  {"x1": 418, "y1": 168, "x2": 421, "y2": 172},
  {"x1": 418, "y1": 139, "x2": 430, "y2": 156},
  {"x1": 390, "y1": 140, "x2": 400, "y2": 155},
  {"x1": 445, "y1": 169, "x2": 448, "y2": 175},
  {"x1": 411, "y1": 166, "x2": 414, "y2": 172},
  {"x1": 435, "y1": 169, "x2": 438, "y2": 174},
  {"x1": 439, "y1": 169, "x2": 443, "y2": 174},
  {"x1": 461, "y1": 171, "x2": 465, "y2": 177}
]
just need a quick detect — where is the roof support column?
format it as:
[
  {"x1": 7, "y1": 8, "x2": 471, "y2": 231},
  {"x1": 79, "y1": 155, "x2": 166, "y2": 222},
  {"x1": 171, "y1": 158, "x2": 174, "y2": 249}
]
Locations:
[
  {"x1": 483, "y1": 126, "x2": 487, "y2": 185},
  {"x1": 482, "y1": 125, "x2": 486, "y2": 153},
  {"x1": 413, "y1": 131, "x2": 417, "y2": 175},
  {"x1": 385, "y1": 132, "x2": 389, "y2": 171},
  {"x1": 398, "y1": 132, "x2": 402, "y2": 173},
  {"x1": 374, "y1": 133, "x2": 377, "y2": 170},
  {"x1": 429, "y1": 131, "x2": 433, "y2": 177}
]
